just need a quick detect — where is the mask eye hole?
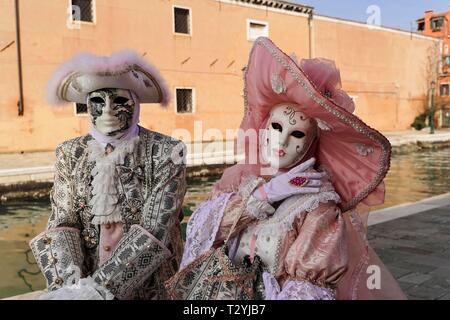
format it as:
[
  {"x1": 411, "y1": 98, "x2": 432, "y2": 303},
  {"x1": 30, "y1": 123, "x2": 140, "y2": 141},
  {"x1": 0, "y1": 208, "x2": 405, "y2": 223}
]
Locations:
[
  {"x1": 291, "y1": 130, "x2": 305, "y2": 139},
  {"x1": 271, "y1": 122, "x2": 282, "y2": 132},
  {"x1": 90, "y1": 97, "x2": 105, "y2": 104},
  {"x1": 114, "y1": 96, "x2": 130, "y2": 104}
]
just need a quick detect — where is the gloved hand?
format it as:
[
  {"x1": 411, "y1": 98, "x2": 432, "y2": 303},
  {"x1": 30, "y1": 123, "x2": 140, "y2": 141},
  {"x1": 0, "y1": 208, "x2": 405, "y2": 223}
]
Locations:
[
  {"x1": 39, "y1": 276, "x2": 114, "y2": 300},
  {"x1": 253, "y1": 158, "x2": 325, "y2": 204}
]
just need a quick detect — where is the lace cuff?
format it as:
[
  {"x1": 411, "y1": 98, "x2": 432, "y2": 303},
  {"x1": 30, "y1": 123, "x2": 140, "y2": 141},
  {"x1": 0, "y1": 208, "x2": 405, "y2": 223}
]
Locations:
[
  {"x1": 39, "y1": 276, "x2": 114, "y2": 300},
  {"x1": 238, "y1": 175, "x2": 266, "y2": 198},
  {"x1": 239, "y1": 176, "x2": 274, "y2": 220},
  {"x1": 246, "y1": 194, "x2": 275, "y2": 220},
  {"x1": 29, "y1": 227, "x2": 84, "y2": 291},
  {"x1": 263, "y1": 272, "x2": 335, "y2": 300},
  {"x1": 92, "y1": 224, "x2": 171, "y2": 300}
]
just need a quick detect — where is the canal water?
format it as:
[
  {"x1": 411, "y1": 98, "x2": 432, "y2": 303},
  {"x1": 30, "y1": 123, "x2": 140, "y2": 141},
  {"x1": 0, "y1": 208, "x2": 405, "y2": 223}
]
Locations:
[{"x1": 1, "y1": 147, "x2": 450, "y2": 299}]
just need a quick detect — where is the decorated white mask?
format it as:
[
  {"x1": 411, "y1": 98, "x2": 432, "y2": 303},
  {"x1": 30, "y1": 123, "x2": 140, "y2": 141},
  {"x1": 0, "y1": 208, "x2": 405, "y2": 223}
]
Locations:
[
  {"x1": 87, "y1": 88, "x2": 135, "y2": 138},
  {"x1": 260, "y1": 104, "x2": 317, "y2": 170}
]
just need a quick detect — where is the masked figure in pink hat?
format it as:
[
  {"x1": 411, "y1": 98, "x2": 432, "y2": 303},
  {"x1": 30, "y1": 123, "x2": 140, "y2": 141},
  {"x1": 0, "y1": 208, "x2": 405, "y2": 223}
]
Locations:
[
  {"x1": 29, "y1": 50, "x2": 187, "y2": 300},
  {"x1": 167, "y1": 37, "x2": 405, "y2": 300}
]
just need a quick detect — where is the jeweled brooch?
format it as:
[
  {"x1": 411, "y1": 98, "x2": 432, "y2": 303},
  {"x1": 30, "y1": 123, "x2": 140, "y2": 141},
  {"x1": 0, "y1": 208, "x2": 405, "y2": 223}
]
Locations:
[
  {"x1": 271, "y1": 74, "x2": 286, "y2": 94},
  {"x1": 289, "y1": 176, "x2": 308, "y2": 187}
]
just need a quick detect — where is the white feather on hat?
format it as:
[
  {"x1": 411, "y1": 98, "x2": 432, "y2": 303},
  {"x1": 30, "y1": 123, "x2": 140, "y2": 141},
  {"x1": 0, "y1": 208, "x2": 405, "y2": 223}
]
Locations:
[{"x1": 46, "y1": 50, "x2": 170, "y2": 106}]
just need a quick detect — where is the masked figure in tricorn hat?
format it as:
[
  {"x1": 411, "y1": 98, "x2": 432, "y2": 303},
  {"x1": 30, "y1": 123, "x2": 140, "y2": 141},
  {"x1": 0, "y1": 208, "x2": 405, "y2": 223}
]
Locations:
[
  {"x1": 167, "y1": 37, "x2": 405, "y2": 300},
  {"x1": 30, "y1": 50, "x2": 187, "y2": 300}
]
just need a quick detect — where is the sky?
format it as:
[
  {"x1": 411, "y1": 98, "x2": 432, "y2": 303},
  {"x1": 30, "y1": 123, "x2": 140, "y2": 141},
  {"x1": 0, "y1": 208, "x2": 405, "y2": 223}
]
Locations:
[{"x1": 294, "y1": 0, "x2": 449, "y2": 31}]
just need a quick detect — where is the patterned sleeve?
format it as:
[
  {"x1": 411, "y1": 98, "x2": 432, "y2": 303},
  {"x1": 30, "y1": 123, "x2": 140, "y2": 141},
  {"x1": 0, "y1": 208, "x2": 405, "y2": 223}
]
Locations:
[
  {"x1": 265, "y1": 202, "x2": 348, "y2": 300},
  {"x1": 47, "y1": 144, "x2": 82, "y2": 229},
  {"x1": 29, "y1": 144, "x2": 85, "y2": 291},
  {"x1": 91, "y1": 139, "x2": 187, "y2": 299},
  {"x1": 141, "y1": 139, "x2": 187, "y2": 245}
]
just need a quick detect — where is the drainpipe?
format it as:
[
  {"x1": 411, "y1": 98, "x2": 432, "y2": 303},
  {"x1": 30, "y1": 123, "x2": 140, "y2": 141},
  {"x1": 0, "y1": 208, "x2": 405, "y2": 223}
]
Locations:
[
  {"x1": 15, "y1": 0, "x2": 24, "y2": 116},
  {"x1": 308, "y1": 9, "x2": 314, "y2": 59}
]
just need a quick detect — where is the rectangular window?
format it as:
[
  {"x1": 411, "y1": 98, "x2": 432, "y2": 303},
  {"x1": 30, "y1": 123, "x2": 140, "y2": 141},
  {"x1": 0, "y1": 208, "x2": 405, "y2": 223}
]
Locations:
[
  {"x1": 71, "y1": 0, "x2": 94, "y2": 23},
  {"x1": 430, "y1": 17, "x2": 444, "y2": 31},
  {"x1": 247, "y1": 20, "x2": 269, "y2": 41},
  {"x1": 174, "y1": 7, "x2": 191, "y2": 35},
  {"x1": 440, "y1": 84, "x2": 450, "y2": 96},
  {"x1": 417, "y1": 20, "x2": 425, "y2": 32},
  {"x1": 75, "y1": 103, "x2": 88, "y2": 115},
  {"x1": 176, "y1": 88, "x2": 193, "y2": 113}
]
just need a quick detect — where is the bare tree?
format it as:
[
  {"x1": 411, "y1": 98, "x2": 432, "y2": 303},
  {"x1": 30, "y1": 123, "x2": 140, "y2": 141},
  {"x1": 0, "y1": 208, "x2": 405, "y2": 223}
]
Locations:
[
  {"x1": 424, "y1": 41, "x2": 442, "y2": 131},
  {"x1": 424, "y1": 41, "x2": 440, "y2": 102}
]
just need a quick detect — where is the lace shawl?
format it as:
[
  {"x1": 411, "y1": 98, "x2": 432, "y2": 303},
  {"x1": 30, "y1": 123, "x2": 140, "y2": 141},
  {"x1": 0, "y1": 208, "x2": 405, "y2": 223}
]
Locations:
[{"x1": 180, "y1": 192, "x2": 233, "y2": 269}]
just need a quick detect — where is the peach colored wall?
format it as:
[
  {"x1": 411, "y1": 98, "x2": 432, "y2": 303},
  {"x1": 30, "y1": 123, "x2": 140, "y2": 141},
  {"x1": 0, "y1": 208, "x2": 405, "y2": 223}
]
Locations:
[
  {"x1": 313, "y1": 17, "x2": 439, "y2": 131},
  {"x1": 0, "y1": 0, "x2": 311, "y2": 153},
  {"x1": 0, "y1": 0, "x2": 439, "y2": 153}
]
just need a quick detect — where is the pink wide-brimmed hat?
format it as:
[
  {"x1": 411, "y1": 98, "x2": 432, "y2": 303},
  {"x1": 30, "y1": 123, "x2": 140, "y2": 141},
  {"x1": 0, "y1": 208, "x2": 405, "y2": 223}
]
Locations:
[{"x1": 215, "y1": 37, "x2": 391, "y2": 211}]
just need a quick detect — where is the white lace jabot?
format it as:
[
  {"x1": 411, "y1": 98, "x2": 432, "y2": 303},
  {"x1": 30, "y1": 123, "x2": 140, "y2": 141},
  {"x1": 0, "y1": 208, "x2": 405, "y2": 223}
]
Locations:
[{"x1": 87, "y1": 136, "x2": 139, "y2": 225}]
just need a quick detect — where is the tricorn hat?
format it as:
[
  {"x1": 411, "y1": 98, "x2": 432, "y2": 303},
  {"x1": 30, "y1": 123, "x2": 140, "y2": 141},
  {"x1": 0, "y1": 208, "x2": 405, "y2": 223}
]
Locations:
[{"x1": 46, "y1": 50, "x2": 170, "y2": 106}]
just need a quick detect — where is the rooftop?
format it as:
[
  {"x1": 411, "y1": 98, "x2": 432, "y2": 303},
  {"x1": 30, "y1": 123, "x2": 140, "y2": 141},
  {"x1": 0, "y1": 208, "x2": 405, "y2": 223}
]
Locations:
[
  {"x1": 230, "y1": 0, "x2": 313, "y2": 14},
  {"x1": 417, "y1": 9, "x2": 450, "y2": 22}
]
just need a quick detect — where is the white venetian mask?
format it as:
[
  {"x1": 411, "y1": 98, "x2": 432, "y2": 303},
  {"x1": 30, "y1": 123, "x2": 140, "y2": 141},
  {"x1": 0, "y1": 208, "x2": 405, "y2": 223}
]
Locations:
[
  {"x1": 87, "y1": 88, "x2": 135, "y2": 137},
  {"x1": 260, "y1": 104, "x2": 317, "y2": 170}
]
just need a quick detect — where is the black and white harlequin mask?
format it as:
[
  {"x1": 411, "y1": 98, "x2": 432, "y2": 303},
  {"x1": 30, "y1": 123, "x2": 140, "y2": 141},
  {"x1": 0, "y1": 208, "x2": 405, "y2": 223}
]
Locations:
[{"x1": 87, "y1": 88, "x2": 140, "y2": 141}]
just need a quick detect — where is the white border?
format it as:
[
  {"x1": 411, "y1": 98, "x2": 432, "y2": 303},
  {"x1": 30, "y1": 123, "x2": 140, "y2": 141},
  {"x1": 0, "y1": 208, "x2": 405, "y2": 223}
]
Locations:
[
  {"x1": 215, "y1": 0, "x2": 310, "y2": 18},
  {"x1": 172, "y1": 5, "x2": 193, "y2": 36},
  {"x1": 247, "y1": 19, "x2": 269, "y2": 42},
  {"x1": 174, "y1": 87, "x2": 196, "y2": 114},
  {"x1": 68, "y1": 0, "x2": 97, "y2": 26}
]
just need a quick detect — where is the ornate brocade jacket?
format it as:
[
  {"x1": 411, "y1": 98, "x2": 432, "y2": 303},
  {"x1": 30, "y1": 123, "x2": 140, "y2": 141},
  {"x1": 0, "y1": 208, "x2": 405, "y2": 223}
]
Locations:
[{"x1": 30, "y1": 127, "x2": 187, "y2": 299}]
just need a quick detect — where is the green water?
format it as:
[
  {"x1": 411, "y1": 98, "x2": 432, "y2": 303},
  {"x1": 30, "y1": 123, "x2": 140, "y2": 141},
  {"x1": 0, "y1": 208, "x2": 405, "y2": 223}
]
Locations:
[{"x1": 1, "y1": 148, "x2": 450, "y2": 299}]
